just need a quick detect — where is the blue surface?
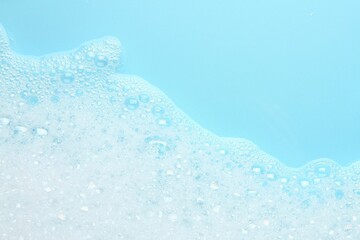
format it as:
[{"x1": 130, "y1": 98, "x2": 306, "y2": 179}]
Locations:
[{"x1": 1, "y1": 0, "x2": 359, "y2": 167}]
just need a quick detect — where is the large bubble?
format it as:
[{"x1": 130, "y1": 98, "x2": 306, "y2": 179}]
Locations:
[{"x1": 0, "y1": 26, "x2": 359, "y2": 239}]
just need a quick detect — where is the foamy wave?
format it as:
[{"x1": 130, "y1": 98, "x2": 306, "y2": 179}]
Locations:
[{"x1": 1, "y1": 26, "x2": 359, "y2": 239}]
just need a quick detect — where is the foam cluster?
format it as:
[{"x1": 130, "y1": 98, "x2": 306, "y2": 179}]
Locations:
[{"x1": 1, "y1": 26, "x2": 360, "y2": 239}]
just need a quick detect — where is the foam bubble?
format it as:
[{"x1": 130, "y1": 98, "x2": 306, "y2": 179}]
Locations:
[
  {"x1": 124, "y1": 97, "x2": 140, "y2": 110},
  {"x1": 1, "y1": 27, "x2": 360, "y2": 239}
]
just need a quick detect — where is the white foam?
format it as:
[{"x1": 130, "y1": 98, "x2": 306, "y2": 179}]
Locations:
[{"x1": 1, "y1": 27, "x2": 360, "y2": 239}]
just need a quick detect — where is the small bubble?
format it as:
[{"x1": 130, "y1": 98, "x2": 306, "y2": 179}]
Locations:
[
  {"x1": 299, "y1": 179, "x2": 310, "y2": 187},
  {"x1": 251, "y1": 164, "x2": 265, "y2": 174},
  {"x1": 353, "y1": 189, "x2": 360, "y2": 196},
  {"x1": 313, "y1": 178, "x2": 321, "y2": 184},
  {"x1": 164, "y1": 196, "x2": 173, "y2": 202},
  {"x1": 122, "y1": 86, "x2": 130, "y2": 92},
  {"x1": 77, "y1": 64, "x2": 85, "y2": 73},
  {"x1": 157, "y1": 117, "x2": 172, "y2": 127},
  {"x1": 225, "y1": 162, "x2": 233, "y2": 169},
  {"x1": 196, "y1": 198, "x2": 205, "y2": 205},
  {"x1": 94, "y1": 54, "x2": 108, "y2": 67},
  {"x1": 266, "y1": 172, "x2": 277, "y2": 181},
  {"x1": 210, "y1": 181, "x2": 219, "y2": 190},
  {"x1": 151, "y1": 105, "x2": 165, "y2": 116},
  {"x1": 280, "y1": 177, "x2": 289, "y2": 183},
  {"x1": 315, "y1": 163, "x2": 331, "y2": 177},
  {"x1": 27, "y1": 95, "x2": 39, "y2": 105},
  {"x1": 246, "y1": 189, "x2": 258, "y2": 196},
  {"x1": 57, "y1": 212, "x2": 66, "y2": 221},
  {"x1": 61, "y1": 72, "x2": 75, "y2": 84},
  {"x1": 106, "y1": 77, "x2": 116, "y2": 85},
  {"x1": 20, "y1": 90, "x2": 29, "y2": 99},
  {"x1": 75, "y1": 89, "x2": 84, "y2": 97},
  {"x1": 166, "y1": 170, "x2": 174, "y2": 175},
  {"x1": 0, "y1": 117, "x2": 10, "y2": 125},
  {"x1": 168, "y1": 214, "x2": 177, "y2": 222},
  {"x1": 144, "y1": 136, "x2": 170, "y2": 156},
  {"x1": 80, "y1": 206, "x2": 89, "y2": 212},
  {"x1": 14, "y1": 126, "x2": 28, "y2": 134},
  {"x1": 34, "y1": 128, "x2": 48, "y2": 136},
  {"x1": 138, "y1": 94, "x2": 150, "y2": 103},
  {"x1": 335, "y1": 190, "x2": 344, "y2": 199},
  {"x1": 213, "y1": 205, "x2": 221, "y2": 213},
  {"x1": 124, "y1": 97, "x2": 139, "y2": 110},
  {"x1": 219, "y1": 149, "x2": 228, "y2": 155},
  {"x1": 263, "y1": 219, "x2": 270, "y2": 226},
  {"x1": 51, "y1": 95, "x2": 60, "y2": 103},
  {"x1": 109, "y1": 96, "x2": 117, "y2": 104},
  {"x1": 86, "y1": 51, "x2": 95, "y2": 60},
  {"x1": 88, "y1": 182, "x2": 97, "y2": 189},
  {"x1": 335, "y1": 179, "x2": 343, "y2": 186}
]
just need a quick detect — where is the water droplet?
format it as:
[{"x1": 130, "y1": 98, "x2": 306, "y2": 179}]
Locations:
[
  {"x1": 138, "y1": 94, "x2": 150, "y2": 103},
  {"x1": 94, "y1": 54, "x2": 108, "y2": 67},
  {"x1": 151, "y1": 105, "x2": 165, "y2": 116},
  {"x1": 124, "y1": 97, "x2": 139, "y2": 110},
  {"x1": 0, "y1": 117, "x2": 10, "y2": 125},
  {"x1": 61, "y1": 72, "x2": 75, "y2": 84}
]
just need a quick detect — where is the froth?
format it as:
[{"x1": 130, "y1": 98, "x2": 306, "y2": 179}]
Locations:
[
  {"x1": 0, "y1": 25, "x2": 10, "y2": 56},
  {"x1": 0, "y1": 27, "x2": 360, "y2": 240}
]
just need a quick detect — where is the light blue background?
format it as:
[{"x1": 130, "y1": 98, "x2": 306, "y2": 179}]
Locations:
[{"x1": 1, "y1": 0, "x2": 359, "y2": 167}]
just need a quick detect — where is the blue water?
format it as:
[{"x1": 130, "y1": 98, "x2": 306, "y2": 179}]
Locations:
[
  {"x1": 1, "y1": 0, "x2": 360, "y2": 167},
  {"x1": 1, "y1": 1, "x2": 360, "y2": 239}
]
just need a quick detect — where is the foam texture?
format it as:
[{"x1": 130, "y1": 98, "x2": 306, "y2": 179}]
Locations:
[{"x1": 1, "y1": 26, "x2": 360, "y2": 239}]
